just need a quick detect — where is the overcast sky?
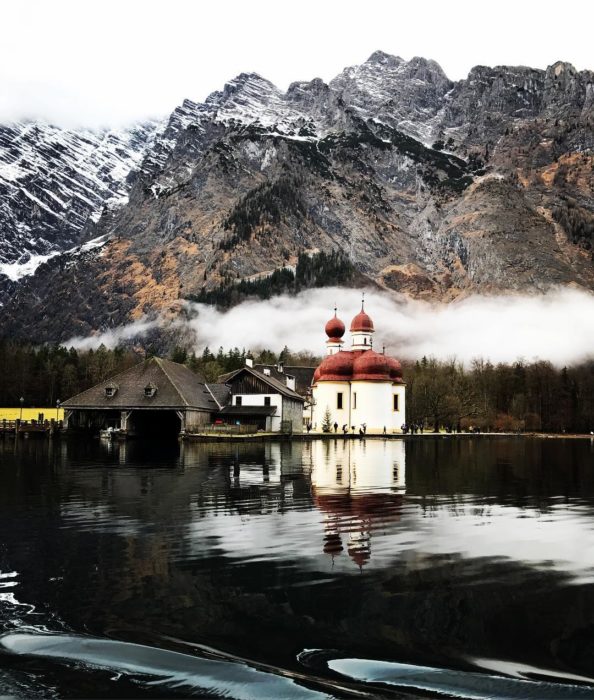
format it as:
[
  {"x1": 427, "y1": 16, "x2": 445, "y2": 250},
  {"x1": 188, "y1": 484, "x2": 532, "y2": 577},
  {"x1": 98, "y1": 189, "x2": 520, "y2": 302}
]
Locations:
[{"x1": 2, "y1": 0, "x2": 593, "y2": 128}]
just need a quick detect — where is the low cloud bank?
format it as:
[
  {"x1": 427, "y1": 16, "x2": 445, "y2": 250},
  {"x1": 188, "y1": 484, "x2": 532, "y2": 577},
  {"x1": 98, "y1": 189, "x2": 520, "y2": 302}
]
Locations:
[
  {"x1": 67, "y1": 287, "x2": 594, "y2": 367},
  {"x1": 67, "y1": 318, "x2": 161, "y2": 351}
]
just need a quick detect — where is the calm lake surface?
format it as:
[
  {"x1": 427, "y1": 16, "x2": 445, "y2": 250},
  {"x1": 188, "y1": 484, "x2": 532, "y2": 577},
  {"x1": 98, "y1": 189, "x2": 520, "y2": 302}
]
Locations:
[{"x1": 1, "y1": 436, "x2": 594, "y2": 698}]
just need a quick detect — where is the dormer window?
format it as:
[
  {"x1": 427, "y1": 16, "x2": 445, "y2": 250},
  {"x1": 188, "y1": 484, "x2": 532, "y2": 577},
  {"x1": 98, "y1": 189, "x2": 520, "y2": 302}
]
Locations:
[
  {"x1": 144, "y1": 383, "x2": 157, "y2": 398},
  {"x1": 104, "y1": 384, "x2": 118, "y2": 398}
]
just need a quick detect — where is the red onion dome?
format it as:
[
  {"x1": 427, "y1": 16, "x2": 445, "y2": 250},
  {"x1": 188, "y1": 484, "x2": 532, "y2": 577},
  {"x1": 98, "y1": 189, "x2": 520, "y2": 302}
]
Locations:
[
  {"x1": 386, "y1": 356, "x2": 404, "y2": 381},
  {"x1": 325, "y1": 314, "x2": 345, "y2": 339},
  {"x1": 314, "y1": 351, "x2": 354, "y2": 382},
  {"x1": 350, "y1": 310, "x2": 374, "y2": 333},
  {"x1": 352, "y1": 350, "x2": 391, "y2": 381}
]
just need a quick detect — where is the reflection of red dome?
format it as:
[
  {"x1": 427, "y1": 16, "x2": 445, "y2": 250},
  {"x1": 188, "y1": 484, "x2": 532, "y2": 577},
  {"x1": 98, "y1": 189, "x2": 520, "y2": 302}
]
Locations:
[
  {"x1": 350, "y1": 310, "x2": 374, "y2": 332},
  {"x1": 325, "y1": 314, "x2": 345, "y2": 339},
  {"x1": 348, "y1": 546, "x2": 370, "y2": 568},
  {"x1": 313, "y1": 491, "x2": 404, "y2": 522},
  {"x1": 313, "y1": 490, "x2": 404, "y2": 568},
  {"x1": 323, "y1": 533, "x2": 344, "y2": 555}
]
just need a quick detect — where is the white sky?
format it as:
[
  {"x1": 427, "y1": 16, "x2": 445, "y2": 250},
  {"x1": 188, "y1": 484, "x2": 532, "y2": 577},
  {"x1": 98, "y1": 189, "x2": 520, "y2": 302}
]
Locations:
[{"x1": 1, "y1": 0, "x2": 593, "y2": 128}]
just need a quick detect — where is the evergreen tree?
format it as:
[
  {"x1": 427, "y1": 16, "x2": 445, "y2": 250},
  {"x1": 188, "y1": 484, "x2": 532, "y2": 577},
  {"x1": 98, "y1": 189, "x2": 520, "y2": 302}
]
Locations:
[{"x1": 321, "y1": 406, "x2": 333, "y2": 433}]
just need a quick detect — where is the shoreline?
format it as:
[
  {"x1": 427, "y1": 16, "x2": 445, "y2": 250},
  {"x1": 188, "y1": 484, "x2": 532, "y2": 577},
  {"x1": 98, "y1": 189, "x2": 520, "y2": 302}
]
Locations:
[{"x1": 180, "y1": 431, "x2": 594, "y2": 443}]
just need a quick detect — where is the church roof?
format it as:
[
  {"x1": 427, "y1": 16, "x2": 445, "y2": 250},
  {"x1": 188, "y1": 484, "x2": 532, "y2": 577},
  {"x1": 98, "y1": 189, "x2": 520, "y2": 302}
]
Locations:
[
  {"x1": 313, "y1": 350, "x2": 403, "y2": 383},
  {"x1": 350, "y1": 309, "x2": 374, "y2": 332},
  {"x1": 63, "y1": 357, "x2": 218, "y2": 411}
]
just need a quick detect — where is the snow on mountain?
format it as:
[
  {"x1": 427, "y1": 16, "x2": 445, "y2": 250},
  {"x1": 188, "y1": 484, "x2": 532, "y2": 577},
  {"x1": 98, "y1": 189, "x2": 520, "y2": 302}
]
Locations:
[
  {"x1": 140, "y1": 72, "x2": 323, "y2": 181},
  {"x1": 329, "y1": 51, "x2": 453, "y2": 143},
  {"x1": 140, "y1": 53, "x2": 458, "y2": 185},
  {"x1": 0, "y1": 120, "x2": 159, "y2": 267},
  {"x1": 4, "y1": 51, "x2": 591, "y2": 272}
]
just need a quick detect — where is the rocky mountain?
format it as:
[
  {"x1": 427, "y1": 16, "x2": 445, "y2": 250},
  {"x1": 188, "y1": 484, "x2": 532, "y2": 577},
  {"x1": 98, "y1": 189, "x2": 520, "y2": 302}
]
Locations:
[
  {"x1": 1, "y1": 52, "x2": 593, "y2": 344},
  {"x1": 0, "y1": 120, "x2": 158, "y2": 275}
]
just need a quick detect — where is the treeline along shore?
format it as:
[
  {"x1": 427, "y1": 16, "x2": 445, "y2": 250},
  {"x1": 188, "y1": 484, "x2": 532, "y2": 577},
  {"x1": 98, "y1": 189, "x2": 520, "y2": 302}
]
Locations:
[{"x1": 0, "y1": 340, "x2": 593, "y2": 434}]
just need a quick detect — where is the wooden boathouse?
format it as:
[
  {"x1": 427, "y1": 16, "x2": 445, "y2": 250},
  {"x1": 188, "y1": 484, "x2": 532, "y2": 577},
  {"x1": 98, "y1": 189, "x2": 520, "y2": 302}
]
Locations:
[{"x1": 62, "y1": 357, "x2": 220, "y2": 438}]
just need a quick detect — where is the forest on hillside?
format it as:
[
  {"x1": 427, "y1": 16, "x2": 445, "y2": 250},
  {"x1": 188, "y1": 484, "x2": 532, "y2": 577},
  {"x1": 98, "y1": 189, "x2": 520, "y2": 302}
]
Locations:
[
  {"x1": 190, "y1": 250, "x2": 358, "y2": 307},
  {"x1": 0, "y1": 341, "x2": 593, "y2": 433}
]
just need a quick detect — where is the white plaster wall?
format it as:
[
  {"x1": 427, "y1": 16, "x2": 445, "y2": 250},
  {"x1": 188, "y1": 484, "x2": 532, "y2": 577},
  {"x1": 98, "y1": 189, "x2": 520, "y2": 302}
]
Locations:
[
  {"x1": 311, "y1": 381, "x2": 351, "y2": 431},
  {"x1": 312, "y1": 381, "x2": 406, "y2": 433},
  {"x1": 350, "y1": 381, "x2": 406, "y2": 433},
  {"x1": 233, "y1": 393, "x2": 282, "y2": 432},
  {"x1": 394, "y1": 384, "x2": 406, "y2": 430},
  {"x1": 350, "y1": 330, "x2": 374, "y2": 351},
  {"x1": 326, "y1": 340, "x2": 343, "y2": 355}
]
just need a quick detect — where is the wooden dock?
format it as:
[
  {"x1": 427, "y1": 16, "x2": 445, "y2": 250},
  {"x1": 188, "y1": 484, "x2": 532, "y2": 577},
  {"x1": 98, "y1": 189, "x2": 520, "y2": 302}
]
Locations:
[{"x1": 0, "y1": 419, "x2": 62, "y2": 438}]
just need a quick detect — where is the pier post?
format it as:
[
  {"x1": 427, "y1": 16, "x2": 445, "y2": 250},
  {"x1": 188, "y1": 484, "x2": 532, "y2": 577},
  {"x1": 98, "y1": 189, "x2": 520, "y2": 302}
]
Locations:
[{"x1": 120, "y1": 410, "x2": 132, "y2": 435}]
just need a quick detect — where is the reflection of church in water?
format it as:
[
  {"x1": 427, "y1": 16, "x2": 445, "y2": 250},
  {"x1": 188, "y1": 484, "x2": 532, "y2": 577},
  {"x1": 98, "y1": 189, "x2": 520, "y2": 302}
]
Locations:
[
  {"x1": 305, "y1": 439, "x2": 406, "y2": 568},
  {"x1": 96, "y1": 437, "x2": 405, "y2": 569}
]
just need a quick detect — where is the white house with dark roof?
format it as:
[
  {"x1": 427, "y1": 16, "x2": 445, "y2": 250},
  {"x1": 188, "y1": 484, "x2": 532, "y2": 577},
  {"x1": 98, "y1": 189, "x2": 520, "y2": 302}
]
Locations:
[{"x1": 218, "y1": 363, "x2": 305, "y2": 433}]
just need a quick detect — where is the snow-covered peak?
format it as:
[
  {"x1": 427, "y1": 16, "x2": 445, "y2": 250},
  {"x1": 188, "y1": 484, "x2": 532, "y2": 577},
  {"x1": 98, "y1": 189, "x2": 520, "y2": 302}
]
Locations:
[
  {"x1": 215, "y1": 72, "x2": 278, "y2": 101},
  {"x1": 365, "y1": 50, "x2": 405, "y2": 67},
  {"x1": 0, "y1": 119, "x2": 159, "y2": 267},
  {"x1": 209, "y1": 72, "x2": 301, "y2": 129},
  {"x1": 141, "y1": 54, "x2": 457, "y2": 180},
  {"x1": 141, "y1": 72, "x2": 326, "y2": 177},
  {"x1": 329, "y1": 52, "x2": 453, "y2": 142}
]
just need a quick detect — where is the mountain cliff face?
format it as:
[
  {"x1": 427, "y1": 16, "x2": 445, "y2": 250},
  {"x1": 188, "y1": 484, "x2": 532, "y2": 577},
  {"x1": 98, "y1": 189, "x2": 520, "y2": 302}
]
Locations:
[
  {"x1": 1, "y1": 52, "x2": 593, "y2": 343},
  {"x1": 0, "y1": 121, "x2": 158, "y2": 270}
]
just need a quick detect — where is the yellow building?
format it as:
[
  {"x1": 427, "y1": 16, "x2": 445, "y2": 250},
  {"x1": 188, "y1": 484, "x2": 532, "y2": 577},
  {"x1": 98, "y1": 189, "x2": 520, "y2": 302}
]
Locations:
[{"x1": 0, "y1": 407, "x2": 64, "y2": 421}]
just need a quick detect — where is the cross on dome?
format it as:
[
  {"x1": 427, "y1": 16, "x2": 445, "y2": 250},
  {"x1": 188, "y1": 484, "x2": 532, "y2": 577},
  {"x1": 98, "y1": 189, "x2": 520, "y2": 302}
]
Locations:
[{"x1": 350, "y1": 299, "x2": 374, "y2": 333}]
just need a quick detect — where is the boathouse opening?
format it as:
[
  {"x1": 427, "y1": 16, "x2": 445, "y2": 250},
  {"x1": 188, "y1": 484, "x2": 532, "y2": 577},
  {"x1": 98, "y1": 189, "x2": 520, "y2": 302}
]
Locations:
[
  {"x1": 67, "y1": 409, "x2": 121, "y2": 433},
  {"x1": 128, "y1": 410, "x2": 181, "y2": 438}
]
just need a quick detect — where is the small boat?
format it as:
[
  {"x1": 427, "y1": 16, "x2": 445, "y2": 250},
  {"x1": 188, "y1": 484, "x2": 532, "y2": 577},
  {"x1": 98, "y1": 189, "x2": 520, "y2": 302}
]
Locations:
[{"x1": 99, "y1": 428, "x2": 120, "y2": 440}]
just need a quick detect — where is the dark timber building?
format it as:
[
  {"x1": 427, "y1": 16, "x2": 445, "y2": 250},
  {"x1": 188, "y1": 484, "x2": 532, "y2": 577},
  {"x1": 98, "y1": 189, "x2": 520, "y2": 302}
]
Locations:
[
  {"x1": 220, "y1": 365, "x2": 305, "y2": 433},
  {"x1": 62, "y1": 357, "x2": 219, "y2": 437},
  {"x1": 253, "y1": 363, "x2": 316, "y2": 398},
  {"x1": 62, "y1": 357, "x2": 305, "y2": 437}
]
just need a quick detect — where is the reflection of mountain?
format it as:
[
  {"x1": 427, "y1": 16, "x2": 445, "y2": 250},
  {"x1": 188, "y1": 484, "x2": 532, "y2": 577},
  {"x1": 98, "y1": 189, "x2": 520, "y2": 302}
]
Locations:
[{"x1": 308, "y1": 440, "x2": 405, "y2": 568}]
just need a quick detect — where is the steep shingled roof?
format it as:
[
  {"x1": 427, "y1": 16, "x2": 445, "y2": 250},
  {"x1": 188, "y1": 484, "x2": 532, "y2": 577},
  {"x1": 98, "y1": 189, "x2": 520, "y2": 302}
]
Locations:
[
  {"x1": 221, "y1": 366, "x2": 305, "y2": 401},
  {"x1": 62, "y1": 357, "x2": 218, "y2": 411},
  {"x1": 253, "y1": 364, "x2": 316, "y2": 395},
  {"x1": 205, "y1": 383, "x2": 232, "y2": 409}
]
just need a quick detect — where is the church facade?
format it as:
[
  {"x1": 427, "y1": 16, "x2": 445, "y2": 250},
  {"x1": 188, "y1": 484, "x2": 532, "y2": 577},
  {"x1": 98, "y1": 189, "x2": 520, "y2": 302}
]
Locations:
[{"x1": 310, "y1": 302, "x2": 406, "y2": 434}]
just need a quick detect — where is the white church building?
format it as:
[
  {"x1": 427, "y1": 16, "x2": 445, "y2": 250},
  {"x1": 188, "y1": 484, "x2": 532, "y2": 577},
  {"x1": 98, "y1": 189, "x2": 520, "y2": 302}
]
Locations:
[{"x1": 310, "y1": 301, "x2": 406, "y2": 434}]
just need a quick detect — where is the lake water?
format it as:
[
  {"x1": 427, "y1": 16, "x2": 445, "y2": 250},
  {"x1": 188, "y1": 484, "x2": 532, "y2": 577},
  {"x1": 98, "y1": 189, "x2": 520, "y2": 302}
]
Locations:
[{"x1": 1, "y1": 436, "x2": 594, "y2": 698}]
